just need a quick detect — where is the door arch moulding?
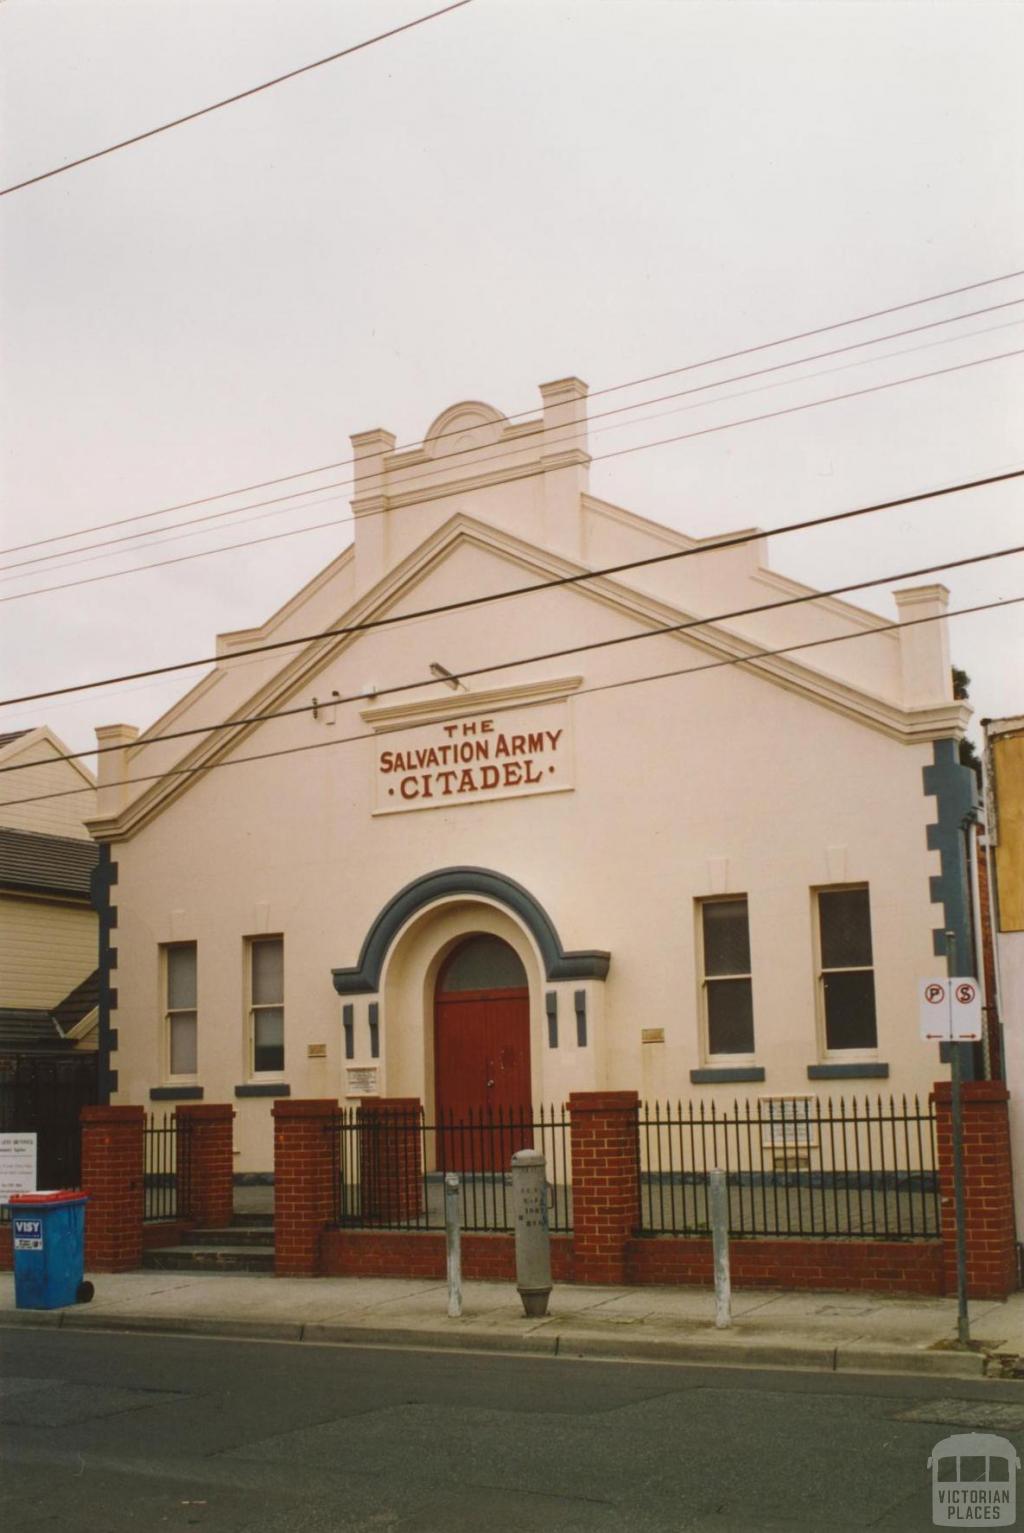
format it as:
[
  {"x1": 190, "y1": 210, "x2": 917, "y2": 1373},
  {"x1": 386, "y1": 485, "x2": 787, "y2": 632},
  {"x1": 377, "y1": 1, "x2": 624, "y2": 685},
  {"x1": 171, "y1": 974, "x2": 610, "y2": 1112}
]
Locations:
[{"x1": 331, "y1": 866, "x2": 610, "y2": 996}]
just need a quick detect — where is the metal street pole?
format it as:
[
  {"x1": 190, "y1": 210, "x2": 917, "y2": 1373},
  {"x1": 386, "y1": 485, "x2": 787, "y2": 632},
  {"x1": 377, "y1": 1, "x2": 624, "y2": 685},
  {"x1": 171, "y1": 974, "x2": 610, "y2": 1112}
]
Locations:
[
  {"x1": 709, "y1": 1168, "x2": 732, "y2": 1329},
  {"x1": 946, "y1": 929, "x2": 971, "y2": 1348},
  {"x1": 444, "y1": 1172, "x2": 462, "y2": 1319}
]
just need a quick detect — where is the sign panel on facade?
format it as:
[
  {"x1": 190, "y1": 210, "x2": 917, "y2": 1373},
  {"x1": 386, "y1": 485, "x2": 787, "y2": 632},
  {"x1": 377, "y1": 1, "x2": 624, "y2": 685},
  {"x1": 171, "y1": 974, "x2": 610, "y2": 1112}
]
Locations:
[
  {"x1": 346, "y1": 1067, "x2": 379, "y2": 1097},
  {"x1": 0, "y1": 1133, "x2": 37, "y2": 1204},
  {"x1": 918, "y1": 978, "x2": 983, "y2": 1042},
  {"x1": 759, "y1": 1097, "x2": 815, "y2": 1147},
  {"x1": 372, "y1": 700, "x2": 573, "y2": 815}
]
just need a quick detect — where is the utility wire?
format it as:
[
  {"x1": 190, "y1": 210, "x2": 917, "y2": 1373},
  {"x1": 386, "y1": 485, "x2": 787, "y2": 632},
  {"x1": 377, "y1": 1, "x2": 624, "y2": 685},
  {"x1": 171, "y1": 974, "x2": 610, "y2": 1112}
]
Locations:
[
  {"x1": 0, "y1": 1, "x2": 477, "y2": 197},
  {"x1": 1, "y1": 587, "x2": 1017, "y2": 808},
  {"x1": 3, "y1": 533, "x2": 1022, "y2": 775},
  {"x1": 1, "y1": 466, "x2": 1020, "y2": 710},
  {"x1": 5, "y1": 296, "x2": 1022, "y2": 578},
  {"x1": 4, "y1": 345, "x2": 1022, "y2": 610},
  {"x1": 4, "y1": 266, "x2": 1022, "y2": 558}
]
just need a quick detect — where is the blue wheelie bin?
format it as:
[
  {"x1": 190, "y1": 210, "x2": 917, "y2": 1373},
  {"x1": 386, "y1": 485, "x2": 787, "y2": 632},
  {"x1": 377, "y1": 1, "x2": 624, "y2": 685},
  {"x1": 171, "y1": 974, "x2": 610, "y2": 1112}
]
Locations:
[{"x1": 10, "y1": 1190, "x2": 92, "y2": 1310}]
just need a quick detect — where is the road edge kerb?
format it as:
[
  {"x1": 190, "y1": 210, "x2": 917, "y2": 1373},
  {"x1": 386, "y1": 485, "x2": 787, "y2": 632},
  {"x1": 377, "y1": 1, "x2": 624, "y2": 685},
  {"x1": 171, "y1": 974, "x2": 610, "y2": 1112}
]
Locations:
[{"x1": 0, "y1": 1309, "x2": 993, "y2": 1377}]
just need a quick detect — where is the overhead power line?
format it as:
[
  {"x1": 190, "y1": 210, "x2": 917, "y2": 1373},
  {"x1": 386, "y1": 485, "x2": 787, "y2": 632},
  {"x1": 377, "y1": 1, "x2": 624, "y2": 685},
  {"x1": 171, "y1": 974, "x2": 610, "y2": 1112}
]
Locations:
[
  {"x1": 1, "y1": 466, "x2": 1019, "y2": 711},
  {"x1": 5, "y1": 296, "x2": 1022, "y2": 580},
  {"x1": 4, "y1": 265, "x2": 1022, "y2": 559},
  {"x1": 2, "y1": 532, "x2": 1022, "y2": 776},
  {"x1": 1, "y1": 586, "x2": 1018, "y2": 809},
  {"x1": 4, "y1": 345, "x2": 1023, "y2": 609},
  {"x1": 0, "y1": 1, "x2": 477, "y2": 197}
]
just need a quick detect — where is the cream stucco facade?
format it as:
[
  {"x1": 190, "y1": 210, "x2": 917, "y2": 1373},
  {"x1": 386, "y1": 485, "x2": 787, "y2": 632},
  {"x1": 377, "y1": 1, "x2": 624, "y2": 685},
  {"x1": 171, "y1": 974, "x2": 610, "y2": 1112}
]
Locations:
[{"x1": 86, "y1": 378, "x2": 975, "y2": 1171}]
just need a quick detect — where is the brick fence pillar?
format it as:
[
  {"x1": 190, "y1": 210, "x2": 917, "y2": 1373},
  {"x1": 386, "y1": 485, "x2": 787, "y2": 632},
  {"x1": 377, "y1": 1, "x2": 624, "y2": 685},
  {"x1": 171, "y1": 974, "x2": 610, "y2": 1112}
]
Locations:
[
  {"x1": 359, "y1": 1098, "x2": 424, "y2": 1224},
  {"x1": 933, "y1": 1079, "x2": 1018, "y2": 1299},
  {"x1": 568, "y1": 1091, "x2": 640, "y2": 1284},
  {"x1": 176, "y1": 1103, "x2": 235, "y2": 1229},
  {"x1": 273, "y1": 1098, "x2": 337, "y2": 1277},
  {"x1": 80, "y1": 1105, "x2": 145, "y2": 1272}
]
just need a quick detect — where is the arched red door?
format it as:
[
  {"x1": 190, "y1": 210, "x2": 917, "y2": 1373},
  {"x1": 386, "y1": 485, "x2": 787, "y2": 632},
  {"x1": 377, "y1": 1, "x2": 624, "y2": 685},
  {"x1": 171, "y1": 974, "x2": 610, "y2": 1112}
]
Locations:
[{"x1": 434, "y1": 934, "x2": 532, "y2": 1170}]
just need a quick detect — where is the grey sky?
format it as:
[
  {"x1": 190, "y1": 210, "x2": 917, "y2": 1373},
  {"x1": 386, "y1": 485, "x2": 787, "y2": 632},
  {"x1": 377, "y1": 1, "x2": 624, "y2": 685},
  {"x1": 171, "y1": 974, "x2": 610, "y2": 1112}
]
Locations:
[{"x1": 1, "y1": 0, "x2": 1021, "y2": 769}]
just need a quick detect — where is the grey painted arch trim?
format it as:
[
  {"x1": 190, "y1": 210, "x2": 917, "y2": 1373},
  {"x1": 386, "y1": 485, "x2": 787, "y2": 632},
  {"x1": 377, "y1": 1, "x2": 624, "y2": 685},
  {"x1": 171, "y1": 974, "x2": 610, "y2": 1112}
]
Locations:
[{"x1": 332, "y1": 866, "x2": 611, "y2": 995}]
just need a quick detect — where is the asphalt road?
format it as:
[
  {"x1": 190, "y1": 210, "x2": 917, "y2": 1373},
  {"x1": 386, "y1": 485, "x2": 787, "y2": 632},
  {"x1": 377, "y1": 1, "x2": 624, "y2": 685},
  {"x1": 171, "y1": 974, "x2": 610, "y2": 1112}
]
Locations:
[{"x1": 3, "y1": 1328, "x2": 1024, "y2": 1532}]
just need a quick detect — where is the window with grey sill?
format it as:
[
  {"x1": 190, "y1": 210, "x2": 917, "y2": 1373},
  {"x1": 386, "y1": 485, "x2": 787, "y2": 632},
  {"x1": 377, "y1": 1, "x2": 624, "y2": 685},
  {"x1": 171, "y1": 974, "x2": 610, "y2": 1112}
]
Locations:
[
  {"x1": 700, "y1": 897, "x2": 755, "y2": 1056},
  {"x1": 165, "y1": 941, "x2": 197, "y2": 1077},
  {"x1": 250, "y1": 935, "x2": 284, "y2": 1074},
  {"x1": 817, "y1": 886, "x2": 878, "y2": 1051}
]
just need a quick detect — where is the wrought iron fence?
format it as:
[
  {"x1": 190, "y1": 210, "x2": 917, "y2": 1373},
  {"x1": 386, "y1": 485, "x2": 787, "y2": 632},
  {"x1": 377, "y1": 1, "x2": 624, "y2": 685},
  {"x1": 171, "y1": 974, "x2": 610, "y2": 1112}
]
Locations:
[
  {"x1": 638, "y1": 1096, "x2": 941, "y2": 1240},
  {"x1": 143, "y1": 1111, "x2": 182, "y2": 1222},
  {"x1": 334, "y1": 1104, "x2": 572, "y2": 1233}
]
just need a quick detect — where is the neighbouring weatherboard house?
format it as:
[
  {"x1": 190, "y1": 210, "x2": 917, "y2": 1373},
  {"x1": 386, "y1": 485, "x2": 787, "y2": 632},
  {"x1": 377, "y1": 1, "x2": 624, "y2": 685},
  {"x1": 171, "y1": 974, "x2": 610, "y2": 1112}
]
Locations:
[
  {"x1": 0, "y1": 727, "x2": 100, "y2": 1188},
  {"x1": 0, "y1": 727, "x2": 99, "y2": 1055},
  {"x1": 84, "y1": 377, "x2": 981, "y2": 1173}
]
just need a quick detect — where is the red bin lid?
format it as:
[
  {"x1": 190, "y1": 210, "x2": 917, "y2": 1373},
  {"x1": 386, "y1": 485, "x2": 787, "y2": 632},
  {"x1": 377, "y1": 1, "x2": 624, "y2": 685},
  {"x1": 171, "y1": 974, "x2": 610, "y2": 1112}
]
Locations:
[{"x1": 8, "y1": 1189, "x2": 89, "y2": 1204}]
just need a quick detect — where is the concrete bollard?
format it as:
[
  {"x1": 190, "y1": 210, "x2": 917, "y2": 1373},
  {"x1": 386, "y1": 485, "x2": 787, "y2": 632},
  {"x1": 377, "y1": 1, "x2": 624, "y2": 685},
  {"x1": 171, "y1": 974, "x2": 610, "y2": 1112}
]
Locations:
[
  {"x1": 709, "y1": 1167, "x2": 731, "y2": 1329},
  {"x1": 444, "y1": 1172, "x2": 462, "y2": 1318},
  {"x1": 511, "y1": 1149, "x2": 552, "y2": 1318}
]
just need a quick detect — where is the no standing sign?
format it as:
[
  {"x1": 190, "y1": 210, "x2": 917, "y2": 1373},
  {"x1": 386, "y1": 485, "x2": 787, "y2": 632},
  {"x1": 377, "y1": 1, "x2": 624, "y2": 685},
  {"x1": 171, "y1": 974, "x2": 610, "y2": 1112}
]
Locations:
[{"x1": 918, "y1": 977, "x2": 982, "y2": 1042}]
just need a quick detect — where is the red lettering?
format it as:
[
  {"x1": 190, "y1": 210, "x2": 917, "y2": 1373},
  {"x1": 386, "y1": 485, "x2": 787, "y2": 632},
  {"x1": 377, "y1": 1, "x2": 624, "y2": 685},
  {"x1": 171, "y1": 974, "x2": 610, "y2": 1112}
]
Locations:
[
  {"x1": 437, "y1": 770, "x2": 458, "y2": 795},
  {"x1": 399, "y1": 776, "x2": 419, "y2": 800},
  {"x1": 503, "y1": 762, "x2": 524, "y2": 787},
  {"x1": 523, "y1": 758, "x2": 543, "y2": 785},
  {"x1": 481, "y1": 720, "x2": 494, "y2": 733},
  {"x1": 545, "y1": 729, "x2": 563, "y2": 750},
  {"x1": 480, "y1": 765, "x2": 500, "y2": 789},
  {"x1": 457, "y1": 769, "x2": 476, "y2": 792},
  {"x1": 380, "y1": 751, "x2": 394, "y2": 773}
]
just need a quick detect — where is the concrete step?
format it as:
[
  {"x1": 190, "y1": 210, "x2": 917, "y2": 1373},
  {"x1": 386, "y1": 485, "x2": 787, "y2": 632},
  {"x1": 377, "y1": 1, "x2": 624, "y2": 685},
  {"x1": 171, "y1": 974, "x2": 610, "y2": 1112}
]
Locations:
[
  {"x1": 231, "y1": 1212, "x2": 274, "y2": 1228},
  {"x1": 142, "y1": 1245, "x2": 275, "y2": 1275},
  {"x1": 190, "y1": 1225, "x2": 274, "y2": 1248}
]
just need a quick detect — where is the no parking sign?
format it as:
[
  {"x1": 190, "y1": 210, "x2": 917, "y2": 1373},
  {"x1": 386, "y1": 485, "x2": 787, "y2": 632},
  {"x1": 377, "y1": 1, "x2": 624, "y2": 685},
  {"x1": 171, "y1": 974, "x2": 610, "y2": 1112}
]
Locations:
[{"x1": 918, "y1": 977, "x2": 982, "y2": 1042}]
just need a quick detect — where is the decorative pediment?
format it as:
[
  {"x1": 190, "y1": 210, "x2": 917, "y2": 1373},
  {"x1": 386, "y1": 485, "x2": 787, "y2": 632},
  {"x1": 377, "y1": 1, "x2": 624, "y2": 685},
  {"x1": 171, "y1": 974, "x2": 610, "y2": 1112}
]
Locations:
[{"x1": 422, "y1": 401, "x2": 506, "y2": 458}]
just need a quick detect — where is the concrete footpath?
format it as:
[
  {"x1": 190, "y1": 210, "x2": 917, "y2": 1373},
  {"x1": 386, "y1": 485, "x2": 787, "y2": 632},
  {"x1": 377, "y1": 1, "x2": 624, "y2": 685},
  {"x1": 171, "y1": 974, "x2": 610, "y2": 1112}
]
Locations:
[{"x1": 5, "y1": 1270, "x2": 1024, "y2": 1381}]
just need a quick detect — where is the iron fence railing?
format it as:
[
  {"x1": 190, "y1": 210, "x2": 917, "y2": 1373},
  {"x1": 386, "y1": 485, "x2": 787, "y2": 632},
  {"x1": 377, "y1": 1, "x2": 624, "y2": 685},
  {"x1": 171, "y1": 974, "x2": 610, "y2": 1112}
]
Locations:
[
  {"x1": 638, "y1": 1096, "x2": 941, "y2": 1240},
  {"x1": 143, "y1": 1111, "x2": 182, "y2": 1222},
  {"x1": 334, "y1": 1104, "x2": 571, "y2": 1233}
]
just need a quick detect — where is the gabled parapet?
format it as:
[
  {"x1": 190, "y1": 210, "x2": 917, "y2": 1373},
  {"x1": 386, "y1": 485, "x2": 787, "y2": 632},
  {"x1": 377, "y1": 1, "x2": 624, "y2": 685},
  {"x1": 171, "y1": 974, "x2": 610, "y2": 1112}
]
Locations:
[{"x1": 348, "y1": 377, "x2": 591, "y2": 591}]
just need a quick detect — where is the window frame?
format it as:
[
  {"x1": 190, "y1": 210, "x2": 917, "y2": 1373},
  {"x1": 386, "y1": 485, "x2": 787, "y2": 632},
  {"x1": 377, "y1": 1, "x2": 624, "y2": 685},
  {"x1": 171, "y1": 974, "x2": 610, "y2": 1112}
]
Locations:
[
  {"x1": 696, "y1": 894, "x2": 757, "y2": 1063},
  {"x1": 813, "y1": 883, "x2": 879, "y2": 1058},
  {"x1": 162, "y1": 941, "x2": 198, "y2": 1083},
  {"x1": 246, "y1": 935, "x2": 285, "y2": 1079}
]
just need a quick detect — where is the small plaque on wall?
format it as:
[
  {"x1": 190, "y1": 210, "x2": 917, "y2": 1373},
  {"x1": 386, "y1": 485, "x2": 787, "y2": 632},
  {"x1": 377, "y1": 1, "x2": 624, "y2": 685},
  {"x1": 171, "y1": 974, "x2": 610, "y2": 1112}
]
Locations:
[
  {"x1": 346, "y1": 1067, "x2": 379, "y2": 1097},
  {"x1": 307, "y1": 1043, "x2": 327, "y2": 1059},
  {"x1": 641, "y1": 1028, "x2": 665, "y2": 1044}
]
